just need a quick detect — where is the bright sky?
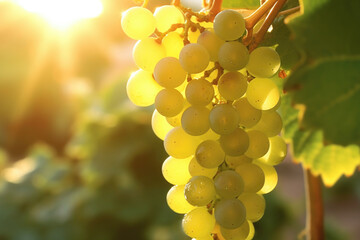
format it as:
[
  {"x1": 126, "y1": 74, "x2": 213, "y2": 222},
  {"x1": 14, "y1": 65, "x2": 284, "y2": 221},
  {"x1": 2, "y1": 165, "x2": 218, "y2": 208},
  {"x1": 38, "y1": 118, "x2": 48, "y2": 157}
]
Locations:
[{"x1": 9, "y1": 0, "x2": 103, "y2": 29}]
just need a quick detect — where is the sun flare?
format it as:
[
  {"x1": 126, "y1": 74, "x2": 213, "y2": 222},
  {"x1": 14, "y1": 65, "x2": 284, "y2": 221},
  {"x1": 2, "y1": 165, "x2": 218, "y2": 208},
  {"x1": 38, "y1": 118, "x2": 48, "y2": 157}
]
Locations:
[{"x1": 12, "y1": 0, "x2": 103, "y2": 29}]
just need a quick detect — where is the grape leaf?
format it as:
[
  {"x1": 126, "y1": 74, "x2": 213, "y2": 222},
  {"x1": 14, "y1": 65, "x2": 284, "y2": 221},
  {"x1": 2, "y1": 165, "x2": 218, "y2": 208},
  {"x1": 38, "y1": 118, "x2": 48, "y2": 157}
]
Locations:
[
  {"x1": 222, "y1": 0, "x2": 260, "y2": 9},
  {"x1": 281, "y1": 94, "x2": 360, "y2": 187},
  {"x1": 284, "y1": 0, "x2": 360, "y2": 146}
]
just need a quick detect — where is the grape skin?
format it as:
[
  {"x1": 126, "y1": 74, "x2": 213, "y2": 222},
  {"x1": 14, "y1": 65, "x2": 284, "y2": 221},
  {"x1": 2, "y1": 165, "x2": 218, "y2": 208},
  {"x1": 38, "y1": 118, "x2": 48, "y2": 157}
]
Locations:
[
  {"x1": 218, "y1": 41, "x2": 249, "y2": 71},
  {"x1": 121, "y1": 7, "x2": 156, "y2": 40},
  {"x1": 215, "y1": 199, "x2": 246, "y2": 229},
  {"x1": 213, "y1": 9, "x2": 246, "y2": 41},
  {"x1": 185, "y1": 176, "x2": 216, "y2": 206},
  {"x1": 179, "y1": 43, "x2": 210, "y2": 73}
]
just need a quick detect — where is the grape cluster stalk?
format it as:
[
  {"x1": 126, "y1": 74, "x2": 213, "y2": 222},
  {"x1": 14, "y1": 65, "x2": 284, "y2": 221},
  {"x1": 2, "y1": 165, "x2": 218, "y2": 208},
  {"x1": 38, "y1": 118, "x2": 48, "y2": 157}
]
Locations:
[{"x1": 121, "y1": 4, "x2": 287, "y2": 240}]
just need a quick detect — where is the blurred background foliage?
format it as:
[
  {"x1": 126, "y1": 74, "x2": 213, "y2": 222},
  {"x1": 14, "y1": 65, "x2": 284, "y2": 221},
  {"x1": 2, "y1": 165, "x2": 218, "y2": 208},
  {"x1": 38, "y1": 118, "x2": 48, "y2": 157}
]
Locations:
[{"x1": 0, "y1": 0, "x2": 358, "y2": 239}]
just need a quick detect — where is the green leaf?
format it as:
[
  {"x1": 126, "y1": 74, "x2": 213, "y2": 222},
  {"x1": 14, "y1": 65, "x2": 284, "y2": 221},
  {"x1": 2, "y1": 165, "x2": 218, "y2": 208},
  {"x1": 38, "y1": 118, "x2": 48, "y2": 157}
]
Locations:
[
  {"x1": 284, "y1": 0, "x2": 360, "y2": 146},
  {"x1": 222, "y1": 0, "x2": 260, "y2": 9},
  {"x1": 281, "y1": 95, "x2": 360, "y2": 186}
]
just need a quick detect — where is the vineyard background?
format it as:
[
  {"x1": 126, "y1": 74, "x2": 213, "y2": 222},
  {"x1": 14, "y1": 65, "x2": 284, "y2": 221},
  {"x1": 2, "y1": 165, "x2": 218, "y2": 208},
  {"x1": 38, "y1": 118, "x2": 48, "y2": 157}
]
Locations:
[{"x1": 0, "y1": 0, "x2": 359, "y2": 239}]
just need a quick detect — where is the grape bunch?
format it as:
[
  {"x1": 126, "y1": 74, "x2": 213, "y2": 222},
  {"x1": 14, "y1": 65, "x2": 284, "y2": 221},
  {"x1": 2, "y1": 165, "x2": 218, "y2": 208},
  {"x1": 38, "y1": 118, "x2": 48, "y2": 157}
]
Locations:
[{"x1": 121, "y1": 4, "x2": 287, "y2": 240}]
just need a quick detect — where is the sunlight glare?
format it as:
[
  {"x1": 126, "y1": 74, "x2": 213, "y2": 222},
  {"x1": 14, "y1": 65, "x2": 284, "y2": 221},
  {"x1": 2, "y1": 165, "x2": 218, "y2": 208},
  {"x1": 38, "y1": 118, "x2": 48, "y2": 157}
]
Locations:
[{"x1": 13, "y1": 0, "x2": 103, "y2": 29}]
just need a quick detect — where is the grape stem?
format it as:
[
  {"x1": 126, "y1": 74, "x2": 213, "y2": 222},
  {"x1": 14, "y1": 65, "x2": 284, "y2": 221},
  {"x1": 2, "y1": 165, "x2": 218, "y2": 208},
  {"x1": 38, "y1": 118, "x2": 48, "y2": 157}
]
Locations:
[
  {"x1": 244, "y1": 0, "x2": 278, "y2": 30},
  {"x1": 171, "y1": 0, "x2": 181, "y2": 6},
  {"x1": 278, "y1": 6, "x2": 301, "y2": 16},
  {"x1": 249, "y1": 0, "x2": 287, "y2": 51},
  {"x1": 304, "y1": 168, "x2": 325, "y2": 240},
  {"x1": 141, "y1": 0, "x2": 149, "y2": 8},
  {"x1": 208, "y1": 0, "x2": 223, "y2": 21}
]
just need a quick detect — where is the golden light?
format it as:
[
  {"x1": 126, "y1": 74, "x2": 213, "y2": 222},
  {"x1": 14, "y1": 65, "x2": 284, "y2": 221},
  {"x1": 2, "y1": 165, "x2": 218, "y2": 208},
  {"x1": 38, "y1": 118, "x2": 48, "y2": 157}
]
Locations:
[{"x1": 12, "y1": 0, "x2": 103, "y2": 30}]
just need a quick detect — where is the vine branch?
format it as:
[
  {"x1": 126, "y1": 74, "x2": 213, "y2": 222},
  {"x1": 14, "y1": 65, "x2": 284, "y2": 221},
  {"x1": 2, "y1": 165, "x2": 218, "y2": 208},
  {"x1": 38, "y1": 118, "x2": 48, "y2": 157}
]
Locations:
[
  {"x1": 304, "y1": 169, "x2": 324, "y2": 240},
  {"x1": 249, "y1": 0, "x2": 287, "y2": 51}
]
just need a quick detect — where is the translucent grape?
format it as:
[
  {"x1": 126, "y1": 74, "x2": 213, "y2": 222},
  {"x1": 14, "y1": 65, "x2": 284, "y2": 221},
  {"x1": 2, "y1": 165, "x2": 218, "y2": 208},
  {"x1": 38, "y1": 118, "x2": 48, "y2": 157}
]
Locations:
[
  {"x1": 164, "y1": 127, "x2": 202, "y2": 159},
  {"x1": 181, "y1": 106, "x2": 210, "y2": 136},
  {"x1": 225, "y1": 155, "x2": 252, "y2": 169},
  {"x1": 259, "y1": 136, "x2": 287, "y2": 166},
  {"x1": 195, "y1": 140, "x2": 225, "y2": 168},
  {"x1": 220, "y1": 220, "x2": 250, "y2": 240},
  {"x1": 245, "y1": 130, "x2": 269, "y2": 159},
  {"x1": 155, "y1": 89, "x2": 184, "y2": 117},
  {"x1": 182, "y1": 207, "x2": 216, "y2": 238},
  {"x1": 213, "y1": 9, "x2": 246, "y2": 41},
  {"x1": 121, "y1": 7, "x2": 156, "y2": 40},
  {"x1": 238, "y1": 192, "x2": 265, "y2": 222},
  {"x1": 133, "y1": 37, "x2": 166, "y2": 72},
  {"x1": 218, "y1": 41, "x2": 249, "y2": 71},
  {"x1": 214, "y1": 170, "x2": 244, "y2": 199},
  {"x1": 253, "y1": 160, "x2": 278, "y2": 194},
  {"x1": 252, "y1": 110, "x2": 283, "y2": 137},
  {"x1": 191, "y1": 235, "x2": 214, "y2": 240},
  {"x1": 167, "y1": 185, "x2": 195, "y2": 214},
  {"x1": 166, "y1": 101, "x2": 190, "y2": 127},
  {"x1": 151, "y1": 110, "x2": 173, "y2": 140},
  {"x1": 154, "y1": 57, "x2": 187, "y2": 88},
  {"x1": 154, "y1": 5, "x2": 184, "y2": 32},
  {"x1": 219, "y1": 128, "x2": 249, "y2": 156},
  {"x1": 246, "y1": 78, "x2": 280, "y2": 110},
  {"x1": 188, "y1": 157, "x2": 217, "y2": 178},
  {"x1": 235, "y1": 163, "x2": 265, "y2": 193},
  {"x1": 199, "y1": 129, "x2": 220, "y2": 142},
  {"x1": 218, "y1": 71, "x2": 247, "y2": 100},
  {"x1": 233, "y1": 97, "x2": 262, "y2": 128},
  {"x1": 179, "y1": 43, "x2": 210, "y2": 73},
  {"x1": 215, "y1": 199, "x2": 246, "y2": 229},
  {"x1": 197, "y1": 30, "x2": 225, "y2": 61},
  {"x1": 163, "y1": 32, "x2": 184, "y2": 58},
  {"x1": 209, "y1": 104, "x2": 240, "y2": 135},
  {"x1": 162, "y1": 156, "x2": 192, "y2": 185},
  {"x1": 185, "y1": 79, "x2": 214, "y2": 106},
  {"x1": 184, "y1": 176, "x2": 216, "y2": 206},
  {"x1": 246, "y1": 47, "x2": 281, "y2": 78},
  {"x1": 126, "y1": 69, "x2": 162, "y2": 107}
]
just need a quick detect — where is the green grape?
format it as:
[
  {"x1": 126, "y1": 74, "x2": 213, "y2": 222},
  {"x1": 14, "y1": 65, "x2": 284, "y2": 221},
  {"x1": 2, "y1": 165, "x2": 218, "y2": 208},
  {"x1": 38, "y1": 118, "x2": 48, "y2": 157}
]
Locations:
[
  {"x1": 126, "y1": 69, "x2": 162, "y2": 107},
  {"x1": 181, "y1": 106, "x2": 210, "y2": 136},
  {"x1": 252, "y1": 110, "x2": 283, "y2": 137},
  {"x1": 164, "y1": 126, "x2": 202, "y2": 159},
  {"x1": 209, "y1": 104, "x2": 240, "y2": 135},
  {"x1": 182, "y1": 207, "x2": 216, "y2": 238},
  {"x1": 215, "y1": 199, "x2": 246, "y2": 229},
  {"x1": 166, "y1": 101, "x2": 190, "y2": 127},
  {"x1": 246, "y1": 221, "x2": 255, "y2": 240},
  {"x1": 246, "y1": 78, "x2": 280, "y2": 110},
  {"x1": 151, "y1": 110, "x2": 173, "y2": 140},
  {"x1": 259, "y1": 136, "x2": 287, "y2": 166},
  {"x1": 188, "y1": 157, "x2": 218, "y2": 178},
  {"x1": 185, "y1": 176, "x2": 216, "y2": 206},
  {"x1": 219, "y1": 128, "x2": 249, "y2": 156},
  {"x1": 163, "y1": 32, "x2": 184, "y2": 58},
  {"x1": 220, "y1": 220, "x2": 250, "y2": 240},
  {"x1": 218, "y1": 41, "x2": 249, "y2": 71},
  {"x1": 225, "y1": 155, "x2": 252, "y2": 169},
  {"x1": 162, "y1": 156, "x2": 192, "y2": 185},
  {"x1": 188, "y1": 28, "x2": 201, "y2": 43},
  {"x1": 197, "y1": 30, "x2": 225, "y2": 61},
  {"x1": 121, "y1": 7, "x2": 156, "y2": 40},
  {"x1": 154, "y1": 57, "x2": 187, "y2": 88},
  {"x1": 245, "y1": 130, "x2": 269, "y2": 159},
  {"x1": 155, "y1": 89, "x2": 184, "y2": 117},
  {"x1": 154, "y1": 5, "x2": 184, "y2": 33},
  {"x1": 246, "y1": 47, "x2": 281, "y2": 78},
  {"x1": 218, "y1": 71, "x2": 247, "y2": 100},
  {"x1": 167, "y1": 185, "x2": 196, "y2": 214},
  {"x1": 179, "y1": 43, "x2": 210, "y2": 73},
  {"x1": 233, "y1": 97, "x2": 262, "y2": 128},
  {"x1": 213, "y1": 9, "x2": 246, "y2": 41},
  {"x1": 195, "y1": 140, "x2": 225, "y2": 168},
  {"x1": 191, "y1": 235, "x2": 214, "y2": 240},
  {"x1": 133, "y1": 37, "x2": 166, "y2": 72},
  {"x1": 238, "y1": 193, "x2": 265, "y2": 222},
  {"x1": 253, "y1": 160, "x2": 278, "y2": 194},
  {"x1": 214, "y1": 170, "x2": 244, "y2": 199},
  {"x1": 185, "y1": 79, "x2": 215, "y2": 106},
  {"x1": 199, "y1": 128, "x2": 220, "y2": 142},
  {"x1": 235, "y1": 163, "x2": 265, "y2": 193}
]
